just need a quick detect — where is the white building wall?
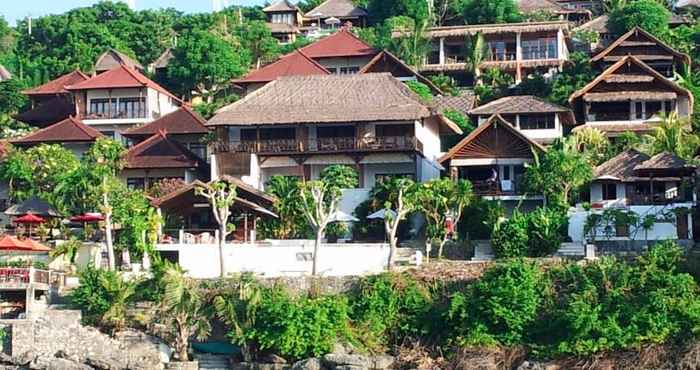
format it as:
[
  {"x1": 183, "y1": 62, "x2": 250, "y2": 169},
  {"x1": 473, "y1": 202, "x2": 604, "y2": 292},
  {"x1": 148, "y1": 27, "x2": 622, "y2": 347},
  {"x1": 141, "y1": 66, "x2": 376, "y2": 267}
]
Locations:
[
  {"x1": 363, "y1": 163, "x2": 416, "y2": 188},
  {"x1": 415, "y1": 119, "x2": 441, "y2": 161},
  {"x1": 158, "y1": 242, "x2": 396, "y2": 278}
]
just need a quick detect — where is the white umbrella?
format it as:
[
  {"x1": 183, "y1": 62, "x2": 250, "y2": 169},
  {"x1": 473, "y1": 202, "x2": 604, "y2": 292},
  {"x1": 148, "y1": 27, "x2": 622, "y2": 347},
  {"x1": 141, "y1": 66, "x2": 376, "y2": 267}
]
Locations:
[
  {"x1": 330, "y1": 210, "x2": 359, "y2": 222},
  {"x1": 367, "y1": 209, "x2": 397, "y2": 220},
  {"x1": 324, "y1": 16, "x2": 341, "y2": 25}
]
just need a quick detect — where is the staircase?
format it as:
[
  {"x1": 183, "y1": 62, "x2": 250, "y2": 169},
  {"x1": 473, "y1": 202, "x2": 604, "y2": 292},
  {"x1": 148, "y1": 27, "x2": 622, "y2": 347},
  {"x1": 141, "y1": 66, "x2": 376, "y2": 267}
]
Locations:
[{"x1": 194, "y1": 354, "x2": 231, "y2": 370}]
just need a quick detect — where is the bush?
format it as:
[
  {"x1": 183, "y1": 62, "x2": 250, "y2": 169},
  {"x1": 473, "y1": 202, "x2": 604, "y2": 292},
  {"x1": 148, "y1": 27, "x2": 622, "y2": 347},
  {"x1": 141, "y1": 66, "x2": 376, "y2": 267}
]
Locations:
[
  {"x1": 537, "y1": 241, "x2": 700, "y2": 356},
  {"x1": 491, "y1": 211, "x2": 530, "y2": 258},
  {"x1": 491, "y1": 208, "x2": 567, "y2": 258},
  {"x1": 250, "y1": 288, "x2": 351, "y2": 360},
  {"x1": 608, "y1": 0, "x2": 670, "y2": 37},
  {"x1": 70, "y1": 266, "x2": 137, "y2": 330},
  {"x1": 405, "y1": 81, "x2": 433, "y2": 102},
  {"x1": 349, "y1": 273, "x2": 433, "y2": 350},
  {"x1": 447, "y1": 259, "x2": 545, "y2": 346}
]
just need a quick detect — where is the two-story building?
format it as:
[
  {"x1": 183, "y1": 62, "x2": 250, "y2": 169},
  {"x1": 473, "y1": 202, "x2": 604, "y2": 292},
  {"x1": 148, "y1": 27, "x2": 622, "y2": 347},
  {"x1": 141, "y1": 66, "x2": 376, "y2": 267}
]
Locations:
[
  {"x1": 262, "y1": 0, "x2": 303, "y2": 44},
  {"x1": 65, "y1": 64, "x2": 182, "y2": 143},
  {"x1": 208, "y1": 73, "x2": 461, "y2": 199},
  {"x1": 569, "y1": 56, "x2": 694, "y2": 138},
  {"x1": 303, "y1": 0, "x2": 368, "y2": 33},
  {"x1": 419, "y1": 21, "x2": 571, "y2": 84},
  {"x1": 569, "y1": 149, "x2": 695, "y2": 243},
  {"x1": 468, "y1": 95, "x2": 575, "y2": 145},
  {"x1": 16, "y1": 70, "x2": 89, "y2": 127},
  {"x1": 591, "y1": 27, "x2": 690, "y2": 78},
  {"x1": 439, "y1": 114, "x2": 546, "y2": 211}
]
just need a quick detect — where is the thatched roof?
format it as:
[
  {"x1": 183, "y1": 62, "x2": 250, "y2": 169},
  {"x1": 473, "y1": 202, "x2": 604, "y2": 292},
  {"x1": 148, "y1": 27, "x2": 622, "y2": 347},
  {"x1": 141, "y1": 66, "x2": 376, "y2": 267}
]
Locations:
[
  {"x1": 263, "y1": 0, "x2": 300, "y2": 12},
  {"x1": 360, "y1": 50, "x2": 442, "y2": 94},
  {"x1": 634, "y1": 152, "x2": 694, "y2": 172},
  {"x1": 208, "y1": 73, "x2": 432, "y2": 126},
  {"x1": 304, "y1": 0, "x2": 368, "y2": 19},
  {"x1": 603, "y1": 74, "x2": 654, "y2": 83},
  {"x1": 574, "y1": 15, "x2": 608, "y2": 34},
  {"x1": 94, "y1": 49, "x2": 143, "y2": 73},
  {"x1": 425, "y1": 21, "x2": 569, "y2": 38},
  {"x1": 569, "y1": 55, "x2": 693, "y2": 107},
  {"x1": 583, "y1": 91, "x2": 678, "y2": 102},
  {"x1": 439, "y1": 114, "x2": 546, "y2": 164},
  {"x1": 572, "y1": 122, "x2": 655, "y2": 137},
  {"x1": 594, "y1": 149, "x2": 650, "y2": 181},
  {"x1": 518, "y1": 0, "x2": 567, "y2": 13},
  {"x1": 592, "y1": 27, "x2": 690, "y2": 66},
  {"x1": 469, "y1": 95, "x2": 570, "y2": 115},
  {"x1": 432, "y1": 91, "x2": 477, "y2": 115}
]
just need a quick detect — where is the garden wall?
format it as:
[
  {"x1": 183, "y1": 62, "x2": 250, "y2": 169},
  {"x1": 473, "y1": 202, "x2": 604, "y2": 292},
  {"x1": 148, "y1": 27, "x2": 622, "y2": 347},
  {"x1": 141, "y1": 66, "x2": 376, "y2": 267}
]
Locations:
[{"x1": 157, "y1": 242, "x2": 421, "y2": 278}]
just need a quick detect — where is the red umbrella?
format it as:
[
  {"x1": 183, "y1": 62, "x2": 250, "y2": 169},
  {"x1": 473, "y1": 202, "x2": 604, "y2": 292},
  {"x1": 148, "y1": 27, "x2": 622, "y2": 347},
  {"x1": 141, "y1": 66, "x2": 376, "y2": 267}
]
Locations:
[
  {"x1": 14, "y1": 213, "x2": 45, "y2": 224},
  {"x1": 21, "y1": 238, "x2": 51, "y2": 252},
  {"x1": 70, "y1": 213, "x2": 104, "y2": 223},
  {"x1": 0, "y1": 235, "x2": 34, "y2": 251}
]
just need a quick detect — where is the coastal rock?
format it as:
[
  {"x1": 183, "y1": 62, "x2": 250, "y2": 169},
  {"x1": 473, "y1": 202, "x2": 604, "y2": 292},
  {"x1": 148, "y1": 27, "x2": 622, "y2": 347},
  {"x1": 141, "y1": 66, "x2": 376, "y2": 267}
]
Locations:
[
  {"x1": 45, "y1": 358, "x2": 93, "y2": 370},
  {"x1": 516, "y1": 361, "x2": 546, "y2": 370},
  {"x1": 322, "y1": 354, "x2": 371, "y2": 369},
  {"x1": 371, "y1": 355, "x2": 394, "y2": 370},
  {"x1": 261, "y1": 354, "x2": 288, "y2": 364},
  {"x1": 291, "y1": 358, "x2": 322, "y2": 370}
]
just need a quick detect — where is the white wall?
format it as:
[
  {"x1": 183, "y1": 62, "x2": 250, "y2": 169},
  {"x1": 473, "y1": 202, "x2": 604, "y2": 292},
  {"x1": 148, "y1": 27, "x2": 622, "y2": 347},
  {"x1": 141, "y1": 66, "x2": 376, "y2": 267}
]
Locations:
[
  {"x1": 363, "y1": 163, "x2": 416, "y2": 188},
  {"x1": 568, "y1": 203, "x2": 693, "y2": 242},
  {"x1": 157, "y1": 242, "x2": 396, "y2": 278},
  {"x1": 415, "y1": 119, "x2": 441, "y2": 161}
]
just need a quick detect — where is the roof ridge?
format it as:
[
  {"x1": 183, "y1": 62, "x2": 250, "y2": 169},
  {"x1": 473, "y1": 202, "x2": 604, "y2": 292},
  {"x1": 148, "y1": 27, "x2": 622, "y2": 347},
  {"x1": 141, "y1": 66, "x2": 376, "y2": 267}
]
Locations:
[{"x1": 592, "y1": 26, "x2": 690, "y2": 64}]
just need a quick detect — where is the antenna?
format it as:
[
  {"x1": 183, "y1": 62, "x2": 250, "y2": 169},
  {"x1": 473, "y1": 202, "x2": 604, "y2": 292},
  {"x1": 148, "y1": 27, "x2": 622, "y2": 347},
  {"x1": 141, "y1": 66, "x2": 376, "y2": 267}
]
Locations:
[{"x1": 27, "y1": 15, "x2": 32, "y2": 35}]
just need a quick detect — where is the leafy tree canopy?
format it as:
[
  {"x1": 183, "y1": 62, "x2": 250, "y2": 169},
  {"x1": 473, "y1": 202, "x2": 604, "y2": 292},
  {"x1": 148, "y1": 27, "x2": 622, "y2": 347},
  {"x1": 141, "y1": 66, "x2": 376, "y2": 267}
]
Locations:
[
  {"x1": 455, "y1": 0, "x2": 522, "y2": 24},
  {"x1": 608, "y1": 0, "x2": 671, "y2": 37}
]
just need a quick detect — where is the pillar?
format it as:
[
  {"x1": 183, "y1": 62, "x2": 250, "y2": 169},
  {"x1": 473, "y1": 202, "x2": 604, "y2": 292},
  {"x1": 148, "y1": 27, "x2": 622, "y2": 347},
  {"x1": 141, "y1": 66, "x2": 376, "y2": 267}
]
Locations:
[
  {"x1": 515, "y1": 32, "x2": 523, "y2": 83},
  {"x1": 557, "y1": 29, "x2": 565, "y2": 61},
  {"x1": 439, "y1": 37, "x2": 445, "y2": 65}
]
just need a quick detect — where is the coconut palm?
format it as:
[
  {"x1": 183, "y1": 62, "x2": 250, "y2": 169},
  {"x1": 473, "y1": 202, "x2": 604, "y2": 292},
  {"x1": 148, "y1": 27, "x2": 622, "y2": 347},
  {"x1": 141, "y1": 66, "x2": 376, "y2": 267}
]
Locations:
[
  {"x1": 161, "y1": 264, "x2": 211, "y2": 361},
  {"x1": 641, "y1": 112, "x2": 699, "y2": 160},
  {"x1": 465, "y1": 32, "x2": 488, "y2": 82},
  {"x1": 571, "y1": 126, "x2": 610, "y2": 165},
  {"x1": 100, "y1": 271, "x2": 137, "y2": 333},
  {"x1": 213, "y1": 273, "x2": 263, "y2": 362}
]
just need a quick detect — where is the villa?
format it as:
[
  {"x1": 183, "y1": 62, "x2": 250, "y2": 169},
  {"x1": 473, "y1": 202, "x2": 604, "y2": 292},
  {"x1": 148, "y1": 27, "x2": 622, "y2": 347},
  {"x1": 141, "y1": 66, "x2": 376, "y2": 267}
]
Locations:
[
  {"x1": 16, "y1": 70, "x2": 89, "y2": 127},
  {"x1": 418, "y1": 21, "x2": 571, "y2": 84}
]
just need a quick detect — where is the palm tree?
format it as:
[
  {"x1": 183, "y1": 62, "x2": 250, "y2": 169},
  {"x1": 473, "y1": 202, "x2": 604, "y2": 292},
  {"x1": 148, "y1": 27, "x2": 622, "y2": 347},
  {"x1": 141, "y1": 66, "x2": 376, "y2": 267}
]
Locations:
[
  {"x1": 161, "y1": 264, "x2": 211, "y2": 361},
  {"x1": 465, "y1": 32, "x2": 488, "y2": 83},
  {"x1": 213, "y1": 273, "x2": 263, "y2": 362},
  {"x1": 571, "y1": 126, "x2": 610, "y2": 165},
  {"x1": 641, "y1": 112, "x2": 699, "y2": 160},
  {"x1": 100, "y1": 271, "x2": 137, "y2": 333}
]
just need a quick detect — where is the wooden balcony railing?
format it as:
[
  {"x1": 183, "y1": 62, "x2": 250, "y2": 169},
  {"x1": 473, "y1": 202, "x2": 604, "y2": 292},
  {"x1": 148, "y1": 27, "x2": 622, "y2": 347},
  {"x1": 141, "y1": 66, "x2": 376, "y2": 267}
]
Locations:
[
  {"x1": 0, "y1": 268, "x2": 50, "y2": 287},
  {"x1": 214, "y1": 136, "x2": 423, "y2": 154},
  {"x1": 627, "y1": 194, "x2": 692, "y2": 206}
]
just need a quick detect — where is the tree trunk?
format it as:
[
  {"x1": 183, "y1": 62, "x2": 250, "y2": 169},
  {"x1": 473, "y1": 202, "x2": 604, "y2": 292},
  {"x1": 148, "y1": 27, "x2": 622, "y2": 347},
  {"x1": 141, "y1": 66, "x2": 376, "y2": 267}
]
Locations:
[
  {"x1": 425, "y1": 241, "x2": 431, "y2": 263},
  {"x1": 388, "y1": 237, "x2": 397, "y2": 271},
  {"x1": 218, "y1": 224, "x2": 226, "y2": 278},
  {"x1": 103, "y1": 190, "x2": 115, "y2": 271},
  {"x1": 312, "y1": 228, "x2": 323, "y2": 276},
  {"x1": 438, "y1": 238, "x2": 448, "y2": 260}
]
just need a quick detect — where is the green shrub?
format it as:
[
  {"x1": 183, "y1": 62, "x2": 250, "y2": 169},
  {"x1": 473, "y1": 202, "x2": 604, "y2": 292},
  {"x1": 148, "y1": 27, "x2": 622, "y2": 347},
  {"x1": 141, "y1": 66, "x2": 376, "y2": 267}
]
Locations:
[
  {"x1": 349, "y1": 273, "x2": 433, "y2": 350},
  {"x1": 405, "y1": 81, "x2": 433, "y2": 102},
  {"x1": 491, "y1": 211, "x2": 529, "y2": 258},
  {"x1": 447, "y1": 259, "x2": 545, "y2": 346},
  {"x1": 250, "y1": 288, "x2": 351, "y2": 360},
  {"x1": 538, "y1": 241, "x2": 700, "y2": 356},
  {"x1": 70, "y1": 266, "x2": 137, "y2": 330}
]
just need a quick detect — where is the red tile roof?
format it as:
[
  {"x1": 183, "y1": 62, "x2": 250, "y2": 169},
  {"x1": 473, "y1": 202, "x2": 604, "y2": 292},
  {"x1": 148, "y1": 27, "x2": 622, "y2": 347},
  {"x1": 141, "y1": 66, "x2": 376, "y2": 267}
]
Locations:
[
  {"x1": 299, "y1": 28, "x2": 377, "y2": 58},
  {"x1": 23, "y1": 70, "x2": 90, "y2": 96},
  {"x1": 122, "y1": 106, "x2": 209, "y2": 139},
  {"x1": 124, "y1": 131, "x2": 205, "y2": 169},
  {"x1": 235, "y1": 50, "x2": 330, "y2": 85},
  {"x1": 12, "y1": 117, "x2": 104, "y2": 145},
  {"x1": 66, "y1": 65, "x2": 182, "y2": 103}
]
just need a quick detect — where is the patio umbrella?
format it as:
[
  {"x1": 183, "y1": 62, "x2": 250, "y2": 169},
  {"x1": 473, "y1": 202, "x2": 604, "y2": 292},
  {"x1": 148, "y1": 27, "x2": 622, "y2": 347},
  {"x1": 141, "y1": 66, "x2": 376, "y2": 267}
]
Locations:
[
  {"x1": 367, "y1": 209, "x2": 397, "y2": 220},
  {"x1": 0, "y1": 235, "x2": 33, "y2": 251},
  {"x1": 14, "y1": 213, "x2": 46, "y2": 238},
  {"x1": 70, "y1": 213, "x2": 104, "y2": 223},
  {"x1": 20, "y1": 238, "x2": 51, "y2": 252},
  {"x1": 329, "y1": 210, "x2": 359, "y2": 222}
]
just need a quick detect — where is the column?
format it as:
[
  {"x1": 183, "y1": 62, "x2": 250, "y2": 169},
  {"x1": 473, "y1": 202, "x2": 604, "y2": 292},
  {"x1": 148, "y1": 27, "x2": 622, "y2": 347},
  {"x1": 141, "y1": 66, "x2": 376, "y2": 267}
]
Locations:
[
  {"x1": 557, "y1": 29, "x2": 565, "y2": 61},
  {"x1": 515, "y1": 33, "x2": 523, "y2": 83},
  {"x1": 439, "y1": 37, "x2": 445, "y2": 65}
]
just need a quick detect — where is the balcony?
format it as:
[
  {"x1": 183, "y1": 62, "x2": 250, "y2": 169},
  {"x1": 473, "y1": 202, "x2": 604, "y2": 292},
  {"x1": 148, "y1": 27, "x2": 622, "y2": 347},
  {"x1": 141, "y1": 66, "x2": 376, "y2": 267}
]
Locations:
[
  {"x1": 0, "y1": 268, "x2": 52, "y2": 290},
  {"x1": 83, "y1": 110, "x2": 148, "y2": 120},
  {"x1": 214, "y1": 136, "x2": 424, "y2": 155},
  {"x1": 471, "y1": 179, "x2": 524, "y2": 196},
  {"x1": 627, "y1": 193, "x2": 693, "y2": 206}
]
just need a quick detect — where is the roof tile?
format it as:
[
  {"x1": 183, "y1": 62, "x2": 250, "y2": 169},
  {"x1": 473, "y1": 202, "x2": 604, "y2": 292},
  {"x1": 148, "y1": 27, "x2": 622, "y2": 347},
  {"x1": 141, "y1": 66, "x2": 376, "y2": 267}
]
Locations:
[
  {"x1": 12, "y1": 117, "x2": 103, "y2": 145},
  {"x1": 235, "y1": 50, "x2": 330, "y2": 84},
  {"x1": 300, "y1": 28, "x2": 377, "y2": 58},
  {"x1": 125, "y1": 132, "x2": 205, "y2": 169},
  {"x1": 23, "y1": 70, "x2": 89, "y2": 95}
]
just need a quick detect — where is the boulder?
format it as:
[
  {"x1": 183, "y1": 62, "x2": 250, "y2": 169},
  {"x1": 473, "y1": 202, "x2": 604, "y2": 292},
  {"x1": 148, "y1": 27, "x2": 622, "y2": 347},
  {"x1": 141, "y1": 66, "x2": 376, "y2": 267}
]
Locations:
[
  {"x1": 46, "y1": 358, "x2": 93, "y2": 370},
  {"x1": 12, "y1": 350, "x2": 37, "y2": 366},
  {"x1": 84, "y1": 355, "x2": 127, "y2": 370},
  {"x1": 516, "y1": 361, "x2": 547, "y2": 370},
  {"x1": 261, "y1": 354, "x2": 288, "y2": 364},
  {"x1": 322, "y1": 354, "x2": 371, "y2": 369},
  {"x1": 371, "y1": 355, "x2": 394, "y2": 370},
  {"x1": 291, "y1": 358, "x2": 322, "y2": 370}
]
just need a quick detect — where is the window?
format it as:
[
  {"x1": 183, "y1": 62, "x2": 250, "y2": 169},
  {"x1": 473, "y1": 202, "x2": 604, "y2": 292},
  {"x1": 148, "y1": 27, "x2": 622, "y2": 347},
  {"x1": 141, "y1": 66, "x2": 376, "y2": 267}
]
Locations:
[
  {"x1": 89, "y1": 99, "x2": 116, "y2": 117},
  {"x1": 375, "y1": 174, "x2": 414, "y2": 184},
  {"x1": 522, "y1": 38, "x2": 557, "y2": 60},
  {"x1": 375, "y1": 124, "x2": 413, "y2": 137},
  {"x1": 327, "y1": 67, "x2": 338, "y2": 74},
  {"x1": 339, "y1": 67, "x2": 360, "y2": 75},
  {"x1": 127, "y1": 178, "x2": 145, "y2": 190},
  {"x1": 635, "y1": 102, "x2": 644, "y2": 119},
  {"x1": 271, "y1": 13, "x2": 293, "y2": 24},
  {"x1": 519, "y1": 114, "x2": 555, "y2": 130},
  {"x1": 118, "y1": 97, "x2": 146, "y2": 119},
  {"x1": 188, "y1": 143, "x2": 207, "y2": 160},
  {"x1": 102, "y1": 131, "x2": 115, "y2": 139},
  {"x1": 602, "y1": 183, "x2": 617, "y2": 200}
]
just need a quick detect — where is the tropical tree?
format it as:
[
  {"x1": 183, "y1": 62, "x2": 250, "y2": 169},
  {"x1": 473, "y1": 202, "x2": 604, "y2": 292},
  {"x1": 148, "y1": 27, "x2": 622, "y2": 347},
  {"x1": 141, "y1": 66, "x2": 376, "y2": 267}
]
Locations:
[
  {"x1": 381, "y1": 178, "x2": 418, "y2": 270},
  {"x1": 196, "y1": 180, "x2": 237, "y2": 278},
  {"x1": 608, "y1": 0, "x2": 670, "y2": 37},
  {"x1": 99, "y1": 271, "x2": 137, "y2": 332},
  {"x1": 415, "y1": 178, "x2": 473, "y2": 260},
  {"x1": 456, "y1": 0, "x2": 522, "y2": 24},
  {"x1": 298, "y1": 180, "x2": 342, "y2": 276},
  {"x1": 168, "y1": 30, "x2": 249, "y2": 101},
  {"x1": 235, "y1": 21, "x2": 280, "y2": 68},
  {"x1": 50, "y1": 237, "x2": 82, "y2": 269},
  {"x1": 524, "y1": 137, "x2": 593, "y2": 209},
  {"x1": 388, "y1": 18, "x2": 431, "y2": 68},
  {"x1": 261, "y1": 176, "x2": 310, "y2": 239},
  {"x1": 548, "y1": 52, "x2": 596, "y2": 105},
  {"x1": 465, "y1": 32, "x2": 487, "y2": 82},
  {"x1": 640, "y1": 112, "x2": 699, "y2": 160},
  {"x1": 213, "y1": 273, "x2": 263, "y2": 362},
  {"x1": 161, "y1": 264, "x2": 211, "y2": 361},
  {"x1": 571, "y1": 126, "x2": 610, "y2": 165}
]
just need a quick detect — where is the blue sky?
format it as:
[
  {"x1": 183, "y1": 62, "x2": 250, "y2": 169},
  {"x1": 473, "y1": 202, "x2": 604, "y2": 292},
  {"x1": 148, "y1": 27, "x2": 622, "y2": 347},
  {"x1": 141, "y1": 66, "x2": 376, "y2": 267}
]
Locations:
[{"x1": 2, "y1": 0, "x2": 267, "y2": 25}]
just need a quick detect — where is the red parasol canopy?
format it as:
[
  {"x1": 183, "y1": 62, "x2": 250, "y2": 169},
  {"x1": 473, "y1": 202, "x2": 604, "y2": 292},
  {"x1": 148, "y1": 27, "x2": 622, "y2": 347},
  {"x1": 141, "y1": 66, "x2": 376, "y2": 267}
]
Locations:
[
  {"x1": 0, "y1": 235, "x2": 34, "y2": 251},
  {"x1": 14, "y1": 213, "x2": 46, "y2": 224},
  {"x1": 21, "y1": 238, "x2": 51, "y2": 252},
  {"x1": 70, "y1": 213, "x2": 105, "y2": 223}
]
